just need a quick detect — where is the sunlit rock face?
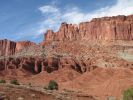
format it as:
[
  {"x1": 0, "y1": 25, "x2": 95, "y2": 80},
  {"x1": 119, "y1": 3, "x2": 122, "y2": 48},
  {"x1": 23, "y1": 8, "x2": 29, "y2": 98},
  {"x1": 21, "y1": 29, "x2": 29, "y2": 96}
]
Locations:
[
  {"x1": 0, "y1": 39, "x2": 16, "y2": 56},
  {"x1": 0, "y1": 39, "x2": 36, "y2": 56},
  {"x1": 45, "y1": 15, "x2": 133, "y2": 42},
  {"x1": 16, "y1": 41, "x2": 36, "y2": 52},
  {"x1": 1, "y1": 14, "x2": 133, "y2": 74}
]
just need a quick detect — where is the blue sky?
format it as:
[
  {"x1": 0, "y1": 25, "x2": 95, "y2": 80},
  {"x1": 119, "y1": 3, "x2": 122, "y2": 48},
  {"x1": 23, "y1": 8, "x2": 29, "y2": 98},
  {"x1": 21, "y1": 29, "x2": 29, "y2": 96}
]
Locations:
[{"x1": 0, "y1": 0, "x2": 133, "y2": 42}]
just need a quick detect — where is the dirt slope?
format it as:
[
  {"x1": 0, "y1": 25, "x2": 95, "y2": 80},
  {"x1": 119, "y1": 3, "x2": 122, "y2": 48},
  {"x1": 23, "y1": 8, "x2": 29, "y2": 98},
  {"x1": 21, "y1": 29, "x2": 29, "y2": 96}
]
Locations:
[{"x1": 61, "y1": 67, "x2": 133, "y2": 100}]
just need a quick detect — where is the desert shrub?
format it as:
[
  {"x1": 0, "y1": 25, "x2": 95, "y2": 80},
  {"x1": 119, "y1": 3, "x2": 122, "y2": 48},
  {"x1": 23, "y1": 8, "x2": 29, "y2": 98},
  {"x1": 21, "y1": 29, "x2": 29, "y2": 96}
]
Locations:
[
  {"x1": 0, "y1": 79, "x2": 6, "y2": 83},
  {"x1": 46, "y1": 66, "x2": 52, "y2": 73},
  {"x1": 47, "y1": 80, "x2": 58, "y2": 90},
  {"x1": 10, "y1": 79, "x2": 20, "y2": 85},
  {"x1": 123, "y1": 88, "x2": 133, "y2": 100},
  {"x1": 28, "y1": 83, "x2": 32, "y2": 87}
]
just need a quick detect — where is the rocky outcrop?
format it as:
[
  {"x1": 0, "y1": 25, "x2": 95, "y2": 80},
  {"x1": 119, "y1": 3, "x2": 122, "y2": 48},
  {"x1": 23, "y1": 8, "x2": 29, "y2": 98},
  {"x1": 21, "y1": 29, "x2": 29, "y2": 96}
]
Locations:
[
  {"x1": 44, "y1": 23, "x2": 79, "y2": 41},
  {"x1": 16, "y1": 41, "x2": 36, "y2": 52},
  {"x1": 1, "y1": 15, "x2": 133, "y2": 74},
  {"x1": 0, "y1": 56, "x2": 98, "y2": 74},
  {"x1": 0, "y1": 39, "x2": 36, "y2": 56},
  {"x1": 44, "y1": 30, "x2": 55, "y2": 41},
  {"x1": 54, "y1": 23, "x2": 79, "y2": 41},
  {"x1": 44, "y1": 15, "x2": 133, "y2": 41},
  {"x1": 0, "y1": 39, "x2": 16, "y2": 56}
]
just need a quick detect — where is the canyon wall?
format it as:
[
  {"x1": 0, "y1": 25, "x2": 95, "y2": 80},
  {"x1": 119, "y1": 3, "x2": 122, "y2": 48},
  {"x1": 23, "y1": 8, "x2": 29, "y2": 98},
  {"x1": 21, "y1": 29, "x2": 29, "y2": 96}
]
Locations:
[
  {"x1": 16, "y1": 41, "x2": 36, "y2": 52},
  {"x1": 0, "y1": 56, "x2": 98, "y2": 74},
  {"x1": 45, "y1": 15, "x2": 133, "y2": 41},
  {"x1": 1, "y1": 15, "x2": 133, "y2": 75},
  {"x1": 0, "y1": 39, "x2": 16, "y2": 56},
  {"x1": 0, "y1": 39, "x2": 36, "y2": 56},
  {"x1": 1, "y1": 15, "x2": 133, "y2": 57}
]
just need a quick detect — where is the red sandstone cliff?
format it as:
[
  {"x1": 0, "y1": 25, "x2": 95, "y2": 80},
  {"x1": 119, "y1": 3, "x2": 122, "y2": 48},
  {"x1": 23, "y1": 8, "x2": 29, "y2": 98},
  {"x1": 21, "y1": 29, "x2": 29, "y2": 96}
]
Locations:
[
  {"x1": 0, "y1": 39, "x2": 36, "y2": 56},
  {"x1": 44, "y1": 15, "x2": 133, "y2": 41},
  {"x1": 0, "y1": 39, "x2": 16, "y2": 56},
  {"x1": 16, "y1": 41, "x2": 36, "y2": 52},
  {"x1": 1, "y1": 15, "x2": 133, "y2": 57}
]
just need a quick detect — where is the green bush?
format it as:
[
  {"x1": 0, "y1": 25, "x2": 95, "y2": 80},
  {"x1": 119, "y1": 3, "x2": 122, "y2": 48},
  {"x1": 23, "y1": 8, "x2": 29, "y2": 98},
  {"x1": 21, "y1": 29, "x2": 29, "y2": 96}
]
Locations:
[
  {"x1": 0, "y1": 80, "x2": 6, "y2": 83},
  {"x1": 123, "y1": 88, "x2": 133, "y2": 100},
  {"x1": 47, "y1": 80, "x2": 58, "y2": 90},
  {"x1": 10, "y1": 79, "x2": 20, "y2": 85}
]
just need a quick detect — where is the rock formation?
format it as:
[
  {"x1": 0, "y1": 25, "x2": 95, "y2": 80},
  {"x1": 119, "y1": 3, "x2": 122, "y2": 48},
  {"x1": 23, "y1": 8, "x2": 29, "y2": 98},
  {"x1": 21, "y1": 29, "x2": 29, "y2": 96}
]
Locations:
[
  {"x1": 0, "y1": 39, "x2": 16, "y2": 56},
  {"x1": 44, "y1": 15, "x2": 133, "y2": 41},
  {"x1": 16, "y1": 41, "x2": 36, "y2": 52},
  {"x1": 1, "y1": 15, "x2": 133, "y2": 73},
  {"x1": 0, "y1": 39, "x2": 36, "y2": 56}
]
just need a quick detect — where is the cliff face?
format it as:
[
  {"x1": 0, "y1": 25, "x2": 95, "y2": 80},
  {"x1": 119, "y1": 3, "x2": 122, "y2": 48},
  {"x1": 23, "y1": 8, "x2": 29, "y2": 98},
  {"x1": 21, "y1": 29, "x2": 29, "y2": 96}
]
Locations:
[
  {"x1": 44, "y1": 15, "x2": 133, "y2": 41},
  {"x1": 16, "y1": 41, "x2": 36, "y2": 52},
  {"x1": 0, "y1": 39, "x2": 36, "y2": 56},
  {"x1": 0, "y1": 39, "x2": 16, "y2": 56},
  {"x1": 0, "y1": 56, "x2": 97, "y2": 74},
  {"x1": 44, "y1": 30, "x2": 55, "y2": 41},
  {"x1": 1, "y1": 15, "x2": 133, "y2": 57},
  {"x1": 45, "y1": 23, "x2": 80, "y2": 41}
]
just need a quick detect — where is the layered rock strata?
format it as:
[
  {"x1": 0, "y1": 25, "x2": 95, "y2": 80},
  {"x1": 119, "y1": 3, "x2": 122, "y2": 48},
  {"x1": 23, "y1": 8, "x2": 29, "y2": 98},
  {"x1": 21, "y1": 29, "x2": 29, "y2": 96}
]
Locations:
[{"x1": 45, "y1": 15, "x2": 133, "y2": 41}]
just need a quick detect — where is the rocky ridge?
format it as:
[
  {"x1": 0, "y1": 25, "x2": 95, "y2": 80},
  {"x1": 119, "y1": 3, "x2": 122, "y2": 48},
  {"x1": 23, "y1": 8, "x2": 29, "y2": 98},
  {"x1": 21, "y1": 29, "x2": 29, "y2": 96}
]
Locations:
[{"x1": 45, "y1": 15, "x2": 133, "y2": 41}]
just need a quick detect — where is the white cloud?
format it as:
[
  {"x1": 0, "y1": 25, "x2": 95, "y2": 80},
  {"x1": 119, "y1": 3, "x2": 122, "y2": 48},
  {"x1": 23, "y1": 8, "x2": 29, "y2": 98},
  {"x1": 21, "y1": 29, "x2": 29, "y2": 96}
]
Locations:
[
  {"x1": 37, "y1": 0, "x2": 133, "y2": 36},
  {"x1": 39, "y1": 5, "x2": 59, "y2": 13}
]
